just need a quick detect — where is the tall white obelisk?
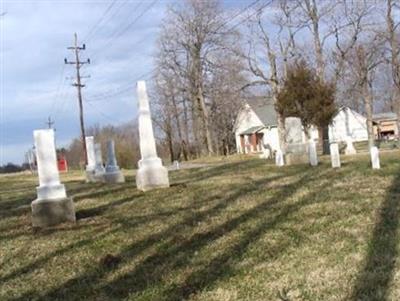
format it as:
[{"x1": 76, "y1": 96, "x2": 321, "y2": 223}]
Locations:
[
  {"x1": 31, "y1": 129, "x2": 75, "y2": 227},
  {"x1": 136, "y1": 80, "x2": 169, "y2": 191}
]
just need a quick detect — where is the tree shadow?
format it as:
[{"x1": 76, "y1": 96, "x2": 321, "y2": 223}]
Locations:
[
  {"x1": 9, "y1": 166, "x2": 334, "y2": 301},
  {"x1": 172, "y1": 159, "x2": 263, "y2": 184},
  {"x1": 75, "y1": 193, "x2": 143, "y2": 220},
  {"x1": 0, "y1": 224, "x2": 113, "y2": 282},
  {"x1": 349, "y1": 171, "x2": 400, "y2": 300},
  {"x1": 98, "y1": 169, "x2": 332, "y2": 300}
]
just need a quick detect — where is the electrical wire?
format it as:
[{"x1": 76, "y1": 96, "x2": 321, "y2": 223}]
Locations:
[{"x1": 83, "y1": 0, "x2": 118, "y2": 43}]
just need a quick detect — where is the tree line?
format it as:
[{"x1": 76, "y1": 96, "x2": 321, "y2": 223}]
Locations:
[{"x1": 65, "y1": 0, "x2": 399, "y2": 167}]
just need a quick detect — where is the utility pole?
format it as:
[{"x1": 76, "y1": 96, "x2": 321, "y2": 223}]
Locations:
[
  {"x1": 46, "y1": 116, "x2": 54, "y2": 129},
  {"x1": 65, "y1": 33, "x2": 90, "y2": 165}
]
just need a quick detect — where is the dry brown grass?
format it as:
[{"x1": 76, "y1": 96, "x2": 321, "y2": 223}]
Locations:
[{"x1": 1, "y1": 152, "x2": 400, "y2": 300}]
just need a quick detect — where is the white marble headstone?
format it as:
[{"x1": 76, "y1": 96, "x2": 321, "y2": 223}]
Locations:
[
  {"x1": 308, "y1": 140, "x2": 318, "y2": 166},
  {"x1": 94, "y1": 143, "x2": 105, "y2": 175},
  {"x1": 259, "y1": 148, "x2": 271, "y2": 159},
  {"x1": 275, "y1": 149, "x2": 284, "y2": 166},
  {"x1": 345, "y1": 137, "x2": 357, "y2": 155},
  {"x1": 330, "y1": 143, "x2": 341, "y2": 168},
  {"x1": 136, "y1": 80, "x2": 169, "y2": 191},
  {"x1": 370, "y1": 146, "x2": 380, "y2": 169},
  {"x1": 85, "y1": 136, "x2": 96, "y2": 171},
  {"x1": 174, "y1": 160, "x2": 180, "y2": 170},
  {"x1": 34, "y1": 129, "x2": 67, "y2": 200},
  {"x1": 31, "y1": 129, "x2": 75, "y2": 227}
]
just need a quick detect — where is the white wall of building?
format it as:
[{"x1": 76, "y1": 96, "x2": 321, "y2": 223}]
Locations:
[
  {"x1": 261, "y1": 127, "x2": 279, "y2": 151},
  {"x1": 234, "y1": 104, "x2": 264, "y2": 153},
  {"x1": 329, "y1": 107, "x2": 368, "y2": 142},
  {"x1": 235, "y1": 105, "x2": 367, "y2": 154}
]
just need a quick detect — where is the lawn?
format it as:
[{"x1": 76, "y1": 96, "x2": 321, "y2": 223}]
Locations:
[{"x1": 1, "y1": 152, "x2": 400, "y2": 301}]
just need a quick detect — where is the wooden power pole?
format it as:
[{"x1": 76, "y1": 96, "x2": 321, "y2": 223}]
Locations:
[
  {"x1": 65, "y1": 33, "x2": 90, "y2": 165},
  {"x1": 46, "y1": 116, "x2": 55, "y2": 129}
]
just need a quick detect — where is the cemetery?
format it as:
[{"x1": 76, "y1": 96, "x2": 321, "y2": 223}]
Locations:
[
  {"x1": 1, "y1": 77, "x2": 400, "y2": 300},
  {"x1": 2, "y1": 0, "x2": 400, "y2": 300},
  {"x1": 1, "y1": 149, "x2": 400, "y2": 300}
]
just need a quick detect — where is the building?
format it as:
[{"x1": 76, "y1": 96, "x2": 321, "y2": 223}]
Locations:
[
  {"x1": 234, "y1": 100, "x2": 369, "y2": 154},
  {"x1": 328, "y1": 107, "x2": 369, "y2": 142},
  {"x1": 373, "y1": 112, "x2": 398, "y2": 139}
]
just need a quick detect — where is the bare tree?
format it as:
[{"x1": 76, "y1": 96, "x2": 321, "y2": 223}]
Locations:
[
  {"x1": 246, "y1": 0, "x2": 300, "y2": 152},
  {"x1": 385, "y1": 0, "x2": 400, "y2": 136},
  {"x1": 154, "y1": 0, "x2": 248, "y2": 158},
  {"x1": 347, "y1": 38, "x2": 384, "y2": 149}
]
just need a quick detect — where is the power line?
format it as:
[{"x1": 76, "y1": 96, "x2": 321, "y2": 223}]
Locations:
[
  {"x1": 86, "y1": 101, "x2": 121, "y2": 123},
  {"x1": 83, "y1": 0, "x2": 118, "y2": 43},
  {"x1": 49, "y1": 63, "x2": 66, "y2": 115},
  {"x1": 85, "y1": 69, "x2": 154, "y2": 102},
  {"x1": 86, "y1": 0, "x2": 131, "y2": 45},
  {"x1": 89, "y1": 0, "x2": 157, "y2": 59},
  {"x1": 226, "y1": 0, "x2": 272, "y2": 32},
  {"x1": 215, "y1": 0, "x2": 262, "y2": 33}
]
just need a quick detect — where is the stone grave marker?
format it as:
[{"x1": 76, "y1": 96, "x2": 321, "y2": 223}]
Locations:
[
  {"x1": 31, "y1": 129, "x2": 75, "y2": 227},
  {"x1": 136, "y1": 80, "x2": 169, "y2": 191}
]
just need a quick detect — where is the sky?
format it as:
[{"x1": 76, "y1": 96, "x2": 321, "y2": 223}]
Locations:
[{"x1": 0, "y1": 0, "x2": 251, "y2": 165}]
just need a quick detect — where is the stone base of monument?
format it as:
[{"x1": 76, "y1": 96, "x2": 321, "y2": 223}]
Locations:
[
  {"x1": 345, "y1": 148, "x2": 357, "y2": 155},
  {"x1": 136, "y1": 158, "x2": 169, "y2": 191},
  {"x1": 85, "y1": 169, "x2": 96, "y2": 183},
  {"x1": 31, "y1": 197, "x2": 76, "y2": 227},
  {"x1": 285, "y1": 153, "x2": 309, "y2": 165},
  {"x1": 86, "y1": 170, "x2": 105, "y2": 183},
  {"x1": 104, "y1": 171, "x2": 125, "y2": 183}
]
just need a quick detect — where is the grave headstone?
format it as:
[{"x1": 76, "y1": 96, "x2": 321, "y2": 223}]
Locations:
[
  {"x1": 330, "y1": 143, "x2": 341, "y2": 168},
  {"x1": 104, "y1": 140, "x2": 125, "y2": 183},
  {"x1": 136, "y1": 80, "x2": 169, "y2": 191},
  {"x1": 173, "y1": 160, "x2": 180, "y2": 170},
  {"x1": 85, "y1": 136, "x2": 96, "y2": 182},
  {"x1": 275, "y1": 149, "x2": 284, "y2": 166},
  {"x1": 370, "y1": 146, "x2": 380, "y2": 169},
  {"x1": 94, "y1": 143, "x2": 106, "y2": 181},
  {"x1": 259, "y1": 148, "x2": 270, "y2": 159},
  {"x1": 308, "y1": 140, "x2": 318, "y2": 166},
  {"x1": 31, "y1": 129, "x2": 75, "y2": 227},
  {"x1": 345, "y1": 137, "x2": 357, "y2": 155}
]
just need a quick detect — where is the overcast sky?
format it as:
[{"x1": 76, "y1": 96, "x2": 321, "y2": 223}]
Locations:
[{"x1": 0, "y1": 0, "x2": 250, "y2": 165}]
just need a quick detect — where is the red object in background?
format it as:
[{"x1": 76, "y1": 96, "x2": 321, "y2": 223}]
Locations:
[{"x1": 58, "y1": 155, "x2": 68, "y2": 172}]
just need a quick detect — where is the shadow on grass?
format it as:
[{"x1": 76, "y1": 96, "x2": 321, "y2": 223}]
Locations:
[
  {"x1": 0, "y1": 225, "x2": 113, "y2": 282},
  {"x1": 349, "y1": 171, "x2": 400, "y2": 300},
  {"x1": 173, "y1": 159, "x2": 263, "y2": 184},
  {"x1": 75, "y1": 192, "x2": 143, "y2": 220},
  {"x1": 9, "y1": 164, "x2": 338, "y2": 301},
  {"x1": 0, "y1": 183, "x2": 132, "y2": 220}
]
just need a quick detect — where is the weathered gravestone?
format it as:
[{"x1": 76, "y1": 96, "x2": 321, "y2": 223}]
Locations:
[
  {"x1": 345, "y1": 137, "x2": 357, "y2": 155},
  {"x1": 275, "y1": 149, "x2": 285, "y2": 166},
  {"x1": 259, "y1": 148, "x2": 271, "y2": 159},
  {"x1": 308, "y1": 140, "x2": 318, "y2": 166},
  {"x1": 330, "y1": 143, "x2": 341, "y2": 168},
  {"x1": 136, "y1": 80, "x2": 169, "y2": 191},
  {"x1": 104, "y1": 140, "x2": 125, "y2": 183},
  {"x1": 31, "y1": 129, "x2": 75, "y2": 227},
  {"x1": 94, "y1": 143, "x2": 106, "y2": 181},
  {"x1": 85, "y1": 136, "x2": 97, "y2": 182},
  {"x1": 285, "y1": 117, "x2": 308, "y2": 165},
  {"x1": 370, "y1": 146, "x2": 380, "y2": 169}
]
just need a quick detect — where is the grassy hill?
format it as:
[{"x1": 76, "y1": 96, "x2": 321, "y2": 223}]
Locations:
[{"x1": 1, "y1": 152, "x2": 400, "y2": 301}]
